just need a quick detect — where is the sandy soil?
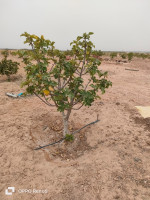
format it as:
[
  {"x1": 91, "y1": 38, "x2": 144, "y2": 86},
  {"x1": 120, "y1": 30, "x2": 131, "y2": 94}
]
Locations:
[{"x1": 0, "y1": 54, "x2": 150, "y2": 200}]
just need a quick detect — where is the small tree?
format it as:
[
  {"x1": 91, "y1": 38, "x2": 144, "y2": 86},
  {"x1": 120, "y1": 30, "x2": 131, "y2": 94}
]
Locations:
[
  {"x1": 139, "y1": 53, "x2": 147, "y2": 59},
  {"x1": 92, "y1": 50, "x2": 103, "y2": 58},
  {"x1": 127, "y1": 52, "x2": 134, "y2": 61},
  {"x1": 16, "y1": 32, "x2": 112, "y2": 137},
  {"x1": 110, "y1": 52, "x2": 117, "y2": 59},
  {"x1": 0, "y1": 50, "x2": 19, "y2": 81},
  {"x1": 120, "y1": 53, "x2": 127, "y2": 59},
  {"x1": 64, "y1": 50, "x2": 73, "y2": 56}
]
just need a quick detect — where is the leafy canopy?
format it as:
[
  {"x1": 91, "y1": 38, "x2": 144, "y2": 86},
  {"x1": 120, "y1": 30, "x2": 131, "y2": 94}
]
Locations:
[{"x1": 16, "y1": 32, "x2": 112, "y2": 112}]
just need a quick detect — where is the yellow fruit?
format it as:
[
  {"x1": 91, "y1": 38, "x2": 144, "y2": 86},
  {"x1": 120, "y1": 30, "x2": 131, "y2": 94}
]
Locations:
[
  {"x1": 37, "y1": 74, "x2": 42, "y2": 79},
  {"x1": 41, "y1": 35, "x2": 44, "y2": 40},
  {"x1": 49, "y1": 86, "x2": 54, "y2": 92},
  {"x1": 43, "y1": 90, "x2": 50, "y2": 96}
]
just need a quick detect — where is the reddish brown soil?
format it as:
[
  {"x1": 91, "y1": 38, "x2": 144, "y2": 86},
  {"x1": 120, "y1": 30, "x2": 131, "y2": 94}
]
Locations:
[{"x1": 1, "y1": 53, "x2": 150, "y2": 200}]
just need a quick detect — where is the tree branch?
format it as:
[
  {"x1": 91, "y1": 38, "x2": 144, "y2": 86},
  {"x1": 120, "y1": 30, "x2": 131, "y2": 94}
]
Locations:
[
  {"x1": 72, "y1": 79, "x2": 91, "y2": 107},
  {"x1": 61, "y1": 76, "x2": 71, "y2": 90},
  {"x1": 43, "y1": 94, "x2": 55, "y2": 106},
  {"x1": 84, "y1": 79, "x2": 91, "y2": 90},
  {"x1": 49, "y1": 62, "x2": 55, "y2": 72},
  {"x1": 34, "y1": 92, "x2": 55, "y2": 107},
  {"x1": 72, "y1": 103, "x2": 84, "y2": 110}
]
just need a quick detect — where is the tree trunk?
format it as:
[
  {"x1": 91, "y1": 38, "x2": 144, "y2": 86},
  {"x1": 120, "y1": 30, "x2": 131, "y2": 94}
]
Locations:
[{"x1": 62, "y1": 112, "x2": 69, "y2": 136}]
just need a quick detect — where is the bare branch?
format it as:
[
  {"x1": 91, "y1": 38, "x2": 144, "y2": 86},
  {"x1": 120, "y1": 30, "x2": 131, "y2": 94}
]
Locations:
[
  {"x1": 73, "y1": 98, "x2": 82, "y2": 105},
  {"x1": 79, "y1": 38, "x2": 87, "y2": 77},
  {"x1": 43, "y1": 94, "x2": 55, "y2": 106},
  {"x1": 72, "y1": 103, "x2": 84, "y2": 110},
  {"x1": 49, "y1": 93, "x2": 59, "y2": 108},
  {"x1": 49, "y1": 62, "x2": 55, "y2": 72},
  {"x1": 58, "y1": 77, "x2": 61, "y2": 89},
  {"x1": 72, "y1": 79, "x2": 91, "y2": 106},
  {"x1": 75, "y1": 71, "x2": 80, "y2": 76},
  {"x1": 34, "y1": 92, "x2": 55, "y2": 107},
  {"x1": 84, "y1": 79, "x2": 91, "y2": 90},
  {"x1": 61, "y1": 77, "x2": 71, "y2": 90}
]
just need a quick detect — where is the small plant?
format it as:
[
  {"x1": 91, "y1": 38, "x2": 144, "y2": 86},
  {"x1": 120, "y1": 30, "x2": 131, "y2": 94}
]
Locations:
[
  {"x1": 92, "y1": 50, "x2": 103, "y2": 58},
  {"x1": 0, "y1": 50, "x2": 19, "y2": 81},
  {"x1": 15, "y1": 32, "x2": 112, "y2": 137},
  {"x1": 127, "y1": 52, "x2": 134, "y2": 61},
  {"x1": 110, "y1": 52, "x2": 117, "y2": 59},
  {"x1": 139, "y1": 53, "x2": 147, "y2": 59},
  {"x1": 65, "y1": 134, "x2": 74, "y2": 141},
  {"x1": 120, "y1": 53, "x2": 127, "y2": 59},
  {"x1": 64, "y1": 50, "x2": 73, "y2": 56}
]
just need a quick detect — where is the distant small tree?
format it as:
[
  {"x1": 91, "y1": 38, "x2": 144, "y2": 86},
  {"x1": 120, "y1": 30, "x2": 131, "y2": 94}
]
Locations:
[
  {"x1": 110, "y1": 52, "x2": 117, "y2": 59},
  {"x1": 16, "y1": 32, "x2": 112, "y2": 137},
  {"x1": 127, "y1": 52, "x2": 134, "y2": 61},
  {"x1": 64, "y1": 50, "x2": 73, "y2": 56},
  {"x1": 0, "y1": 50, "x2": 19, "y2": 81},
  {"x1": 139, "y1": 53, "x2": 147, "y2": 59},
  {"x1": 120, "y1": 53, "x2": 127, "y2": 59},
  {"x1": 92, "y1": 50, "x2": 103, "y2": 57}
]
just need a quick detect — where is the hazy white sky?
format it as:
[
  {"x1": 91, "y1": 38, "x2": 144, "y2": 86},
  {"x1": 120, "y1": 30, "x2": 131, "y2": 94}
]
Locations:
[{"x1": 0, "y1": 0, "x2": 150, "y2": 51}]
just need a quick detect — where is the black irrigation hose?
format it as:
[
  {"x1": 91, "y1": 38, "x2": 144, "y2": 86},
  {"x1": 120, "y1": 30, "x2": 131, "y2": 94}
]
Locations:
[
  {"x1": 125, "y1": 68, "x2": 139, "y2": 71},
  {"x1": 72, "y1": 119, "x2": 100, "y2": 135},
  {"x1": 34, "y1": 117, "x2": 100, "y2": 151},
  {"x1": 34, "y1": 138, "x2": 65, "y2": 150}
]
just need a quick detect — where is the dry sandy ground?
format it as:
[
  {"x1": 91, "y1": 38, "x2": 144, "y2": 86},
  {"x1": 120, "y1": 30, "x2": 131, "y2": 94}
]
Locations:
[{"x1": 0, "y1": 54, "x2": 150, "y2": 200}]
